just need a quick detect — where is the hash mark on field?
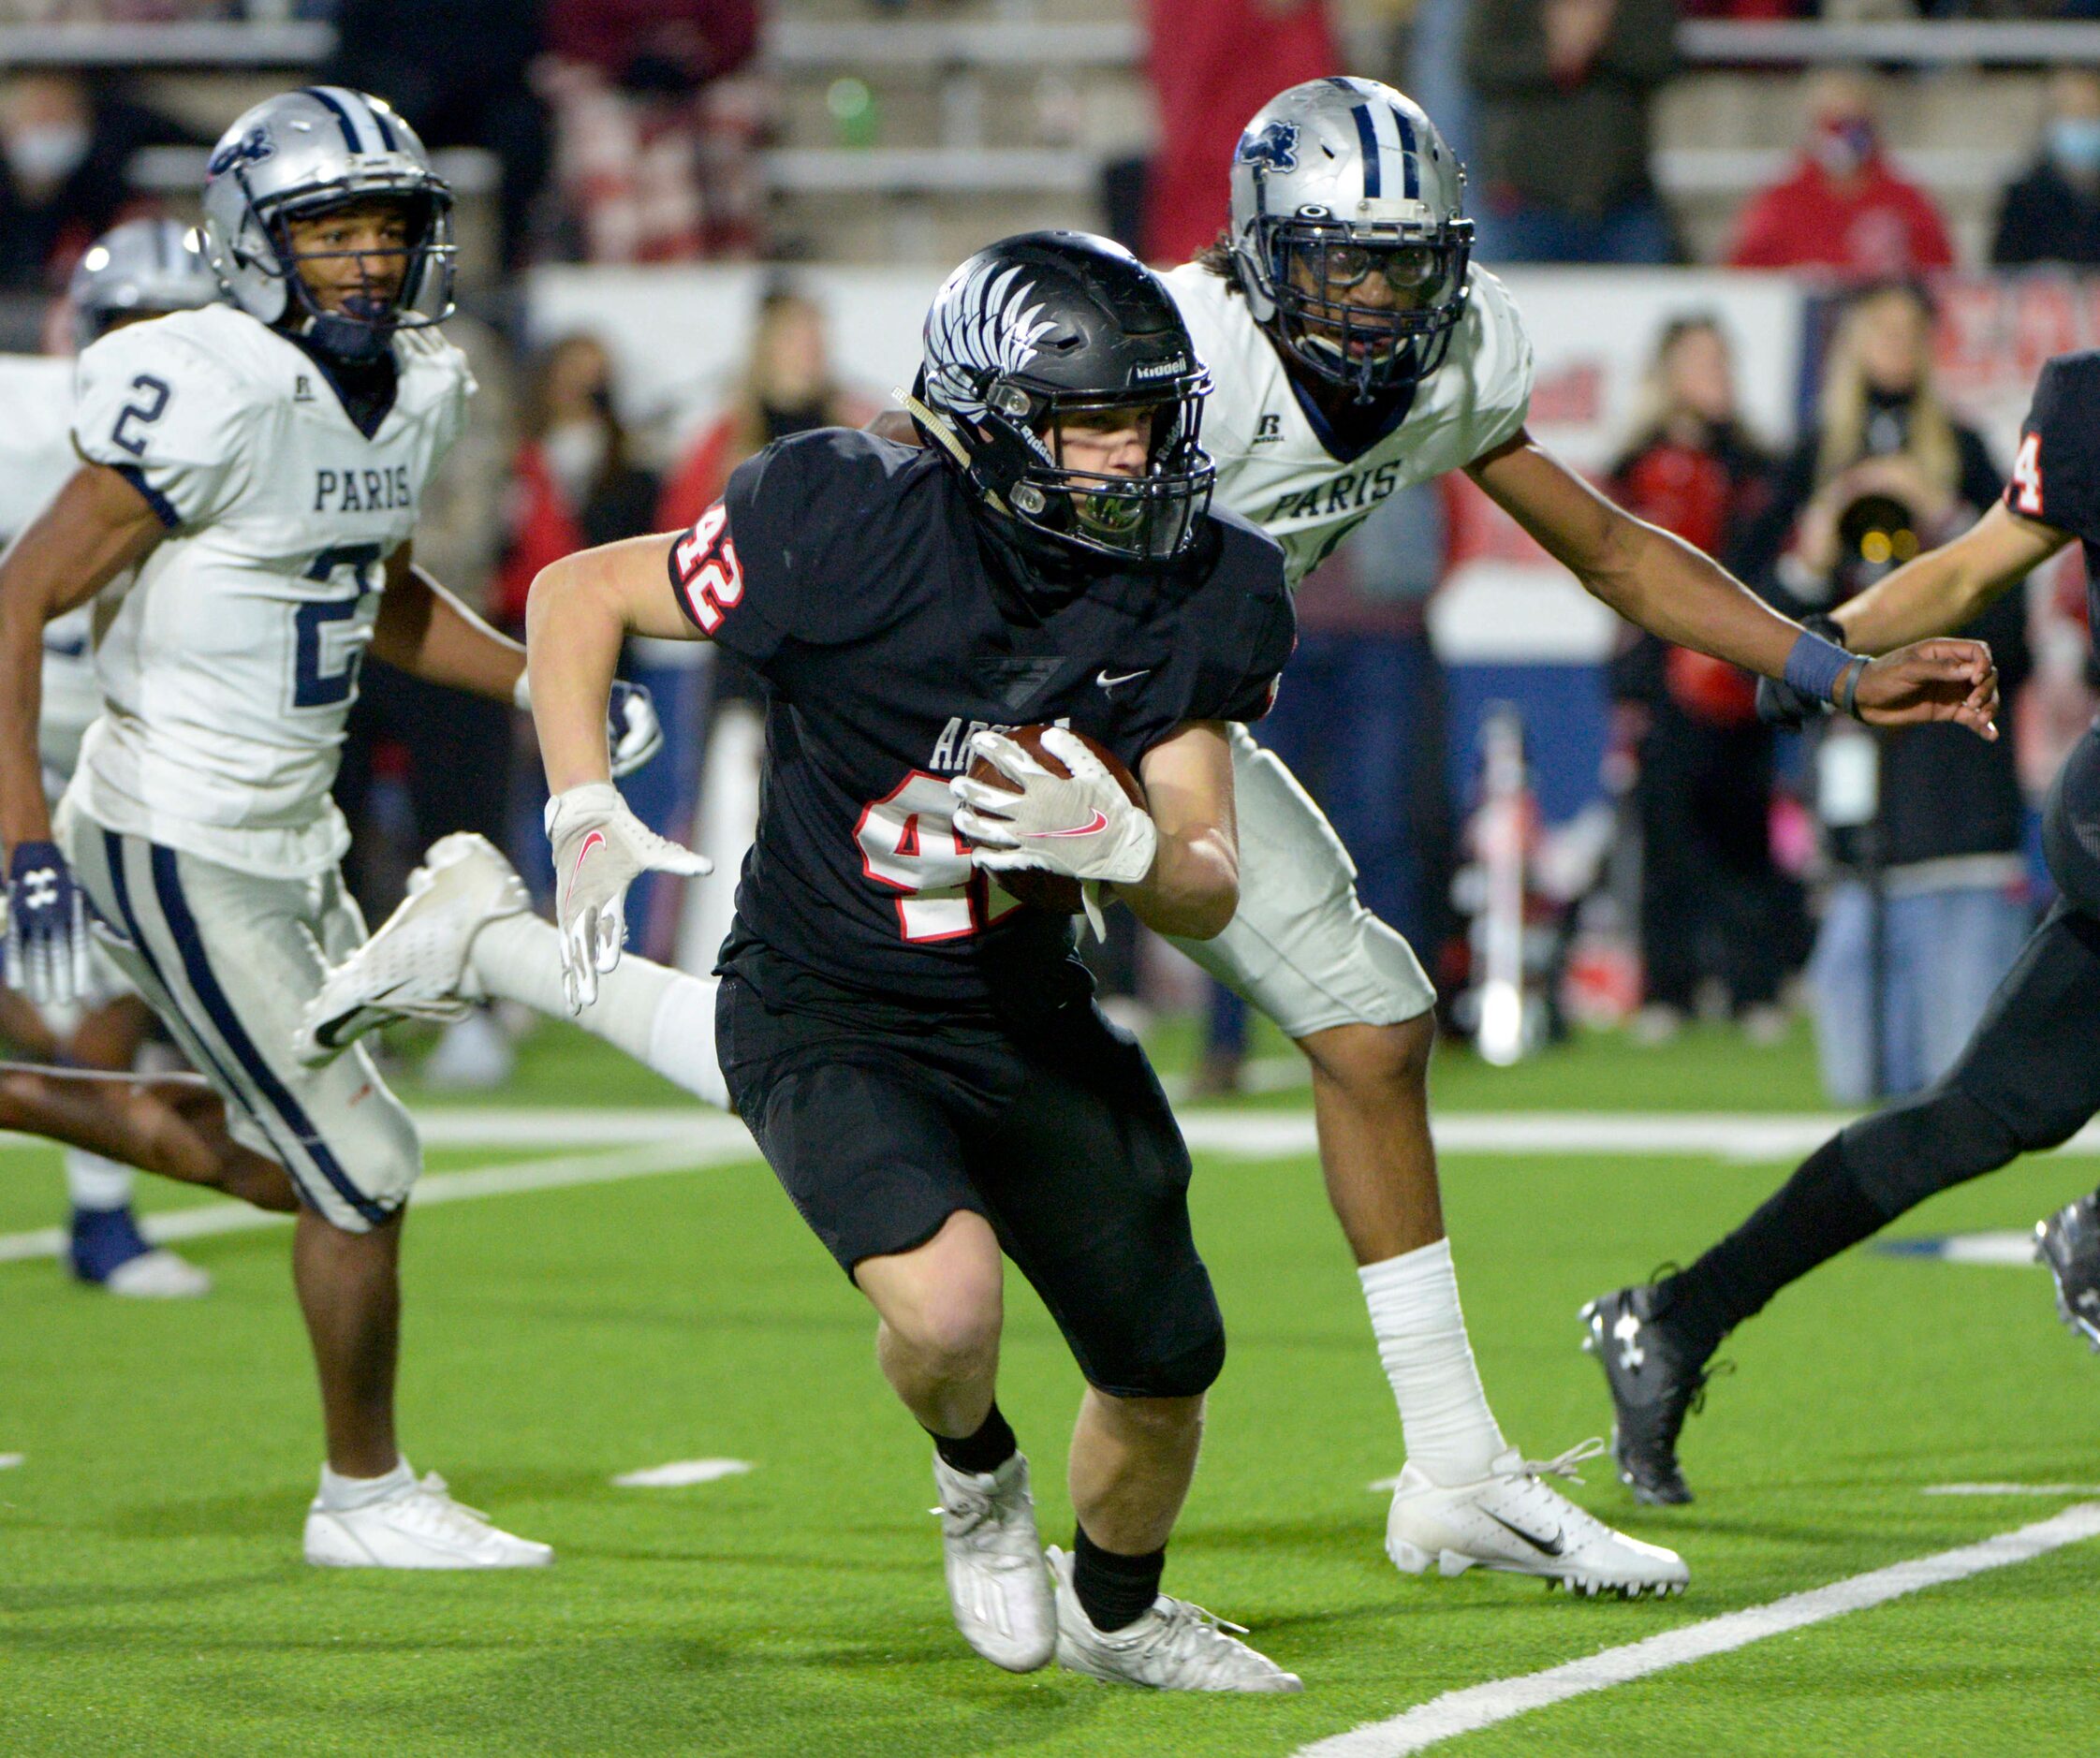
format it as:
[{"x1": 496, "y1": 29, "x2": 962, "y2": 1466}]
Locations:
[
  {"x1": 1291, "y1": 1502, "x2": 2100, "y2": 1756},
  {"x1": 1926, "y1": 1483, "x2": 2100, "y2": 1497},
  {"x1": 612, "y1": 1458, "x2": 756, "y2": 1488},
  {"x1": 0, "y1": 1453, "x2": 22, "y2": 1470}
]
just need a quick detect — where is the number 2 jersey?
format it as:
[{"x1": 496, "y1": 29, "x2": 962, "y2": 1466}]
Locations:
[
  {"x1": 66, "y1": 304, "x2": 473, "y2": 877},
  {"x1": 670, "y1": 427, "x2": 1296, "y2": 1013}
]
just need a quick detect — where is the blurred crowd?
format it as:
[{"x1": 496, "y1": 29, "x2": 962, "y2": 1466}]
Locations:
[{"x1": 1, "y1": 1, "x2": 2088, "y2": 1100}]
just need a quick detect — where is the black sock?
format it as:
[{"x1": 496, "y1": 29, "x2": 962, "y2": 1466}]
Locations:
[
  {"x1": 927, "y1": 1402, "x2": 1017, "y2": 1477},
  {"x1": 1072, "y1": 1523, "x2": 1166, "y2": 1633},
  {"x1": 1662, "y1": 1135, "x2": 1888, "y2": 1360}
]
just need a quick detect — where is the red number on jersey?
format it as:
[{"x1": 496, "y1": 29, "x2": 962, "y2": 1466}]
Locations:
[
  {"x1": 2013, "y1": 432, "x2": 2046, "y2": 518},
  {"x1": 671, "y1": 503, "x2": 745, "y2": 633}
]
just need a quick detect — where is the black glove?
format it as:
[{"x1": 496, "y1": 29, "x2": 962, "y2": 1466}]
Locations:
[{"x1": 1755, "y1": 614, "x2": 1847, "y2": 729}]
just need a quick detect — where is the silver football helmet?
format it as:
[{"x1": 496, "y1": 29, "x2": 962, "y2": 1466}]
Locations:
[
  {"x1": 68, "y1": 217, "x2": 223, "y2": 350},
  {"x1": 199, "y1": 85, "x2": 453, "y2": 359},
  {"x1": 1228, "y1": 78, "x2": 1473, "y2": 400}
]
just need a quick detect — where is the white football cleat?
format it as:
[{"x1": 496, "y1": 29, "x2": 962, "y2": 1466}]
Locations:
[
  {"x1": 933, "y1": 1450, "x2": 1056, "y2": 1672},
  {"x1": 1386, "y1": 1440, "x2": 1688, "y2": 1599},
  {"x1": 303, "y1": 1471, "x2": 553, "y2": 1570},
  {"x1": 1046, "y1": 1546, "x2": 1301, "y2": 1692},
  {"x1": 295, "y1": 834, "x2": 528, "y2": 1066},
  {"x1": 102, "y1": 1247, "x2": 213, "y2": 1298}
]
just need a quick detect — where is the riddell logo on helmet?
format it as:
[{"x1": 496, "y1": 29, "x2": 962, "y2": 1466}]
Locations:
[
  {"x1": 1134, "y1": 359, "x2": 1190, "y2": 380},
  {"x1": 207, "y1": 126, "x2": 273, "y2": 177}
]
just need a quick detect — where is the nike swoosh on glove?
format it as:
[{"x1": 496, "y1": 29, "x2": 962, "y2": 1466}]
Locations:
[
  {"x1": 5, "y1": 839, "x2": 92, "y2": 1006},
  {"x1": 544, "y1": 783, "x2": 711, "y2": 1012},
  {"x1": 949, "y1": 726, "x2": 1157, "y2": 887}
]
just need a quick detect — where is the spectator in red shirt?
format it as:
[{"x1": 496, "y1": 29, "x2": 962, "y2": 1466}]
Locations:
[
  {"x1": 1726, "y1": 70, "x2": 1954, "y2": 278},
  {"x1": 1141, "y1": 0, "x2": 1336, "y2": 267}
]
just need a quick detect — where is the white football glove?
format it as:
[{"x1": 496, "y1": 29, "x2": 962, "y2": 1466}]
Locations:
[
  {"x1": 949, "y1": 727, "x2": 1157, "y2": 887},
  {"x1": 511, "y1": 673, "x2": 666, "y2": 780},
  {"x1": 544, "y1": 782, "x2": 712, "y2": 1012}
]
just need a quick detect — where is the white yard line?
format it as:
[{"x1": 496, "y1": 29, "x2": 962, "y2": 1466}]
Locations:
[
  {"x1": 1876, "y1": 1230, "x2": 2039, "y2": 1267},
  {"x1": 612, "y1": 1458, "x2": 755, "y2": 1487},
  {"x1": 0, "y1": 1135, "x2": 749, "y2": 1266},
  {"x1": 1291, "y1": 1502, "x2": 2100, "y2": 1758}
]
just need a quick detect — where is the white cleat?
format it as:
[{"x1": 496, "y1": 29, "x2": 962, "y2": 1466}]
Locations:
[
  {"x1": 1386, "y1": 1440, "x2": 1689, "y2": 1600},
  {"x1": 295, "y1": 834, "x2": 528, "y2": 1066},
  {"x1": 933, "y1": 1450, "x2": 1056, "y2": 1672},
  {"x1": 303, "y1": 1471, "x2": 553, "y2": 1570},
  {"x1": 1046, "y1": 1546, "x2": 1302, "y2": 1692},
  {"x1": 102, "y1": 1248, "x2": 212, "y2": 1298}
]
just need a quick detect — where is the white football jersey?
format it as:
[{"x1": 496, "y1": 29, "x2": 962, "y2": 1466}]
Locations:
[
  {"x1": 68, "y1": 305, "x2": 474, "y2": 877},
  {"x1": 1164, "y1": 262, "x2": 1534, "y2": 586},
  {"x1": 0, "y1": 355, "x2": 104, "y2": 794}
]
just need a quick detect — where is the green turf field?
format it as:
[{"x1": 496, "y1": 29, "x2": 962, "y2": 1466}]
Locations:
[{"x1": 4, "y1": 1020, "x2": 2098, "y2": 1755}]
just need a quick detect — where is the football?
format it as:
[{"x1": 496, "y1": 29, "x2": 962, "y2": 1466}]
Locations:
[{"x1": 965, "y1": 725, "x2": 1147, "y2": 916}]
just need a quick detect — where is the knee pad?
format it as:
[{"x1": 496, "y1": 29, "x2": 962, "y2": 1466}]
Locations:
[
  {"x1": 1843, "y1": 1080, "x2": 2031, "y2": 1218},
  {"x1": 2045, "y1": 728, "x2": 2100, "y2": 918},
  {"x1": 1075, "y1": 1283, "x2": 1226, "y2": 1400}
]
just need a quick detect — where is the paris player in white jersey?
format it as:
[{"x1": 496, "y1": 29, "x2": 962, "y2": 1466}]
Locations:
[
  {"x1": 0, "y1": 219, "x2": 228, "y2": 1297},
  {"x1": 301, "y1": 80, "x2": 1996, "y2": 1595},
  {"x1": 0, "y1": 88, "x2": 668, "y2": 1568}
]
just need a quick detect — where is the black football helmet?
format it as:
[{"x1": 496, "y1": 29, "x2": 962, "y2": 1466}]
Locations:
[{"x1": 911, "y1": 230, "x2": 1214, "y2": 572}]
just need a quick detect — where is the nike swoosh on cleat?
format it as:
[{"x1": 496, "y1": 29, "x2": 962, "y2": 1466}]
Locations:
[
  {"x1": 1025, "y1": 811, "x2": 1109, "y2": 839},
  {"x1": 1481, "y1": 1510, "x2": 1565, "y2": 1556}
]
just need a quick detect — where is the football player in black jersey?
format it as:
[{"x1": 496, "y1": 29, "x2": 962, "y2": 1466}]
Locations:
[
  {"x1": 1585, "y1": 349, "x2": 2100, "y2": 1506},
  {"x1": 522, "y1": 234, "x2": 1302, "y2": 1692}
]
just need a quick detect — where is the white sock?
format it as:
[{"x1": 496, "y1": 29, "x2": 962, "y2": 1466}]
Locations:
[
  {"x1": 317, "y1": 1455, "x2": 413, "y2": 1512},
  {"x1": 66, "y1": 1148, "x2": 135, "y2": 1212},
  {"x1": 1359, "y1": 1238, "x2": 1506, "y2": 1487},
  {"x1": 468, "y1": 914, "x2": 729, "y2": 1111}
]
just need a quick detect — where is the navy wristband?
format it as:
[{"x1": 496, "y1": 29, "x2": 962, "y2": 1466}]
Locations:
[{"x1": 1783, "y1": 630, "x2": 1854, "y2": 706}]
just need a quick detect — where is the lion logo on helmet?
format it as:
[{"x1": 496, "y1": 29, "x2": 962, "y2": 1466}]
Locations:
[{"x1": 1236, "y1": 121, "x2": 1300, "y2": 174}]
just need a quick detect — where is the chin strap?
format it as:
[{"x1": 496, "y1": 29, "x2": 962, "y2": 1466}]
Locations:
[{"x1": 893, "y1": 387, "x2": 1013, "y2": 517}]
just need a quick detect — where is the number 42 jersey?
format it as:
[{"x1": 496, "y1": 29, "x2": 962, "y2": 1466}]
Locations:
[
  {"x1": 67, "y1": 304, "x2": 473, "y2": 878},
  {"x1": 672, "y1": 428, "x2": 1296, "y2": 1013}
]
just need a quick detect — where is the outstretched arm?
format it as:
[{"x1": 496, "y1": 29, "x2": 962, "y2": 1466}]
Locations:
[
  {"x1": 1466, "y1": 430, "x2": 1999, "y2": 736},
  {"x1": 1833, "y1": 501, "x2": 2070, "y2": 654},
  {"x1": 367, "y1": 541, "x2": 526, "y2": 703}
]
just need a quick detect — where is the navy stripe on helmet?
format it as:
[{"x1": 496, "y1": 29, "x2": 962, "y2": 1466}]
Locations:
[
  {"x1": 147, "y1": 842, "x2": 390, "y2": 1226},
  {"x1": 361, "y1": 94, "x2": 399, "y2": 152},
  {"x1": 1389, "y1": 106, "x2": 1421, "y2": 198},
  {"x1": 1352, "y1": 105, "x2": 1381, "y2": 198},
  {"x1": 301, "y1": 86, "x2": 364, "y2": 154}
]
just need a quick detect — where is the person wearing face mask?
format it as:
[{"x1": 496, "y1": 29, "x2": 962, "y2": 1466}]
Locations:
[
  {"x1": 0, "y1": 73, "x2": 195, "y2": 292},
  {"x1": 656, "y1": 285, "x2": 876, "y2": 535},
  {"x1": 493, "y1": 332, "x2": 662, "y2": 631},
  {"x1": 1992, "y1": 68, "x2": 2100, "y2": 269},
  {"x1": 1727, "y1": 70, "x2": 1954, "y2": 278}
]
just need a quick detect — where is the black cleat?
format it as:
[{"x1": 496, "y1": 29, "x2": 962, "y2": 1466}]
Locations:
[
  {"x1": 1578, "y1": 1283, "x2": 1717, "y2": 1507},
  {"x1": 2036, "y1": 1194, "x2": 2100, "y2": 1353}
]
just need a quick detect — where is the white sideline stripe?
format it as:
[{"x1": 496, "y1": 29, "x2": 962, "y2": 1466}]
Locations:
[
  {"x1": 12, "y1": 1104, "x2": 2100, "y2": 1163},
  {"x1": 1926, "y1": 1483, "x2": 2100, "y2": 1497},
  {"x1": 612, "y1": 1458, "x2": 755, "y2": 1488},
  {"x1": 0, "y1": 1136, "x2": 745, "y2": 1265},
  {"x1": 1292, "y1": 1502, "x2": 2100, "y2": 1758}
]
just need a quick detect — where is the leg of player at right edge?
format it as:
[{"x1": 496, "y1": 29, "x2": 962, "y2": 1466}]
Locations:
[{"x1": 1177, "y1": 728, "x2": 1686, "y2": 1597}]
